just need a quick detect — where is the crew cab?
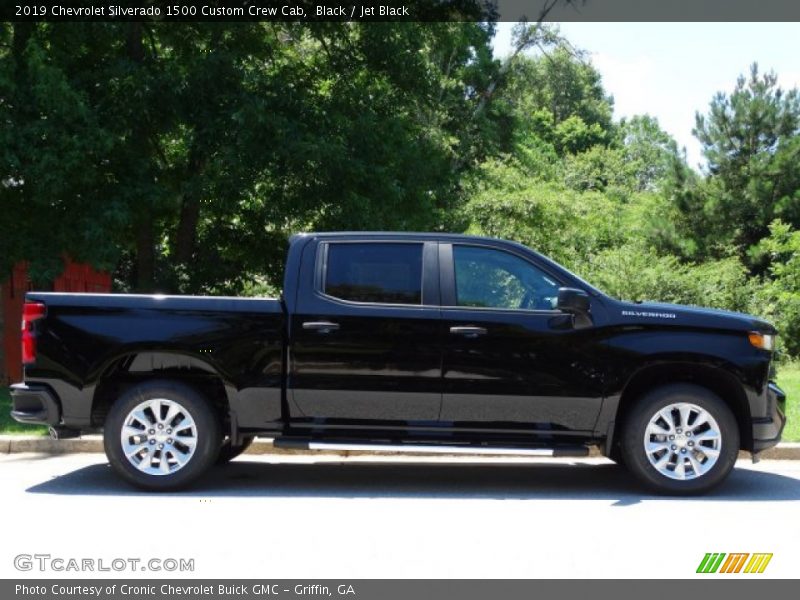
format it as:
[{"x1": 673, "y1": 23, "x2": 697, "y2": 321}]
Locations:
[{"x1": 10, "y1": 232, "x2": 786, "y2": 493}]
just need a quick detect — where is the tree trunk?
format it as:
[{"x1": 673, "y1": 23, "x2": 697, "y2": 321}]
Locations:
[
  {"x1": 174, "y1": 196, "x2": 201, "y2": 266},
  {"x1": 174, "y1": 152, "x2": 205, "y2": 266},
  {"x1": 126, "y1": 22, "x2": 155, "y2": 292},
  {"x1": 135, "y1": 219, "x2": 155, "y2": 292}
]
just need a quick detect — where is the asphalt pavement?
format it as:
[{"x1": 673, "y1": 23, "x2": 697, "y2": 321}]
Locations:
[{"x1": 1, "y1": 452, "x2": 799, "y2": 578}]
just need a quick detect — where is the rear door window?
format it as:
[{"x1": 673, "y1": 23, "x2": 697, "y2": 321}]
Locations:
[{"x1": 324, "y1": 243, "x2": 423, "y2": 305}]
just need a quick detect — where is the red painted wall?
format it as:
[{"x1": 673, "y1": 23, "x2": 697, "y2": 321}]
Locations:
[{"x1": 2, "y1": 258, "x2": 111, "y2": 384}]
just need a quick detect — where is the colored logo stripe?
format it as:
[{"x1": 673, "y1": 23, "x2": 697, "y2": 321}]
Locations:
[
  {"x1": 697, "y1": 553, "x2": 726, "y2": 573},
  {"x1": 744, "y1": 553, "x2": 773, "y2": 573},
  {"x1": 697, "y1": 553, "x2": 772, "y2": 574},
  {"x1": 720, "y1": 553, "x2": 749, "y2": 573}
]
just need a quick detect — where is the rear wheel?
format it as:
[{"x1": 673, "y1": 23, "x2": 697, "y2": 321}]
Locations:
[
  {"x1": 620, "y1": 384, "x2": 739, "y2": 495},
  {"x1": 104, "y1": 380, "x2": 222, "y2": 491}
]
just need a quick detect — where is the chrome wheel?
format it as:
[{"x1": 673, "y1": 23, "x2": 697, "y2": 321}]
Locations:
[
  {"x1": 643, "y1": 402, "x2": 721, "y2": 480},
  {"x1": 119, "y1": 398, "x2": 198, "y2": 476}
]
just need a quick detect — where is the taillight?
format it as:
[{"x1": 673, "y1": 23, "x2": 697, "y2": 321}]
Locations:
[{"x1": 21, "y1": 302, "x2": 46, "y2": 364}]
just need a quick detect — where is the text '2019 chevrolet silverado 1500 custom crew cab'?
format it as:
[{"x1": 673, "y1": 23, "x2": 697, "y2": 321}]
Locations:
[{"x1": 11, "y1": 232, "x2": 786, "y2": 493}]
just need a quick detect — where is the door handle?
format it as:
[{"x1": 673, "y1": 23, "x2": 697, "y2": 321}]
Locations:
[
  {"x1": 449, "y1": 326, "x2": 487, "y2": 338},
  {"x1": 302, "y1": 321, "x2": 340, "y2": 333}
]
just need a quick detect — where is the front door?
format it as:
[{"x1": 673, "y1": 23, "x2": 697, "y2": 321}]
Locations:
[
  {"x1": 439, "y1": 243, "x2": 604, "y2": 433},
  {"x1": 289, "y1": 240, "x2": 442, "y2": 429}
]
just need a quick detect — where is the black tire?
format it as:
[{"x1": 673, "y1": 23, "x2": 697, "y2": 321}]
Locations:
[
  {"x1": 216, "y1": 436, "x2": 255, "y2": 464},
  {"x1": 104, "y1": 380, "x2": 222, "y2": 491},
  {"x1": 620, "y1": 384, "x2": 739, "y2": 495},
  {"x1": 607, "y1": 443, "x2": 626, "y2": 467}
]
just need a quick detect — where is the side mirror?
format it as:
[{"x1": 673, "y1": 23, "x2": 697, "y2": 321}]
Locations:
[
  {"x1": 557, "y1": 287, "x2": 590, "y2": 314},
  {"x1": 556, "y1": 287, "x2": 592, "y2": 329}
]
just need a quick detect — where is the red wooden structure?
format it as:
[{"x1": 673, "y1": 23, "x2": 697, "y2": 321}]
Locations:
[{"x1": 2, "y1": 258, "x2": 111, "y2": 384}]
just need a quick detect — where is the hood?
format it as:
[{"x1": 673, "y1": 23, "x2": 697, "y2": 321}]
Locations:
[{"x1": 614, "y1": 300, "x2": 777, "y2": 335}]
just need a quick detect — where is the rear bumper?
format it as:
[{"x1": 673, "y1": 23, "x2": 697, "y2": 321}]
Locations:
[
  {"x1": 9, "y1": 383, "x2": 61, "y2": 426},
  {"x1": 752, "y1": 382, "x2": 786, "y2": 453}
]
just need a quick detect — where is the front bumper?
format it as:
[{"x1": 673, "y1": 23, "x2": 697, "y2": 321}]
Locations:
[
  {"x1": 9, "y1": 383, "x2": 61, "y2": 426},
  {"x1": 752, "y1": 382, "x2": 786, "y2": 453}
]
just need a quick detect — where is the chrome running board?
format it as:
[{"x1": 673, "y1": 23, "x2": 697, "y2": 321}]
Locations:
[{"x1": 273, "y1": 438, "x2": 589, "y2": 457}]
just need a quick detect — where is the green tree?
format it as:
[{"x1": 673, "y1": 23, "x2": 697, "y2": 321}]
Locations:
[
  {"x1": 0, "y1": 23, "x2": 133, "y2": 284},
  {"x1": 462, "y1": 158, "x2": 623, "y2": 270},
  {"x1": 752, "y1": 220, "x2": 800, "y2": 355},
  {"x1": 499, "y1": 44, "x2": 614, "y2": 156},
  {"x1": 1, "y1": 22, "x2": 503, "y2": 293},
  {"x1": 619, "y1": 114, "x2": 683, "y2": 192},
  {"x1": 686, "y1": 64, "x2": 800, "y2": 270}
]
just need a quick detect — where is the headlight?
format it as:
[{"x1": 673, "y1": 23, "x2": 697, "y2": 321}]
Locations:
[{"x1": 748, "y1": 331, "x2": 775, "y2": 351}]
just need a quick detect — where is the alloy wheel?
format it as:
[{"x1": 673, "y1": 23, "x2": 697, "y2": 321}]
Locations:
[
  {"x1": 119, "y1": 398, "x2": 198, "y2": 476},
  {"x1": 643, "y1": 402, "x2": 722, "y2": 480}
]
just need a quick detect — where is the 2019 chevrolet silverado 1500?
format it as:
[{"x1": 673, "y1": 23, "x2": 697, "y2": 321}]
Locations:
[{"x1": 10, "y1": 232, "x2": 786, "y2": 493}]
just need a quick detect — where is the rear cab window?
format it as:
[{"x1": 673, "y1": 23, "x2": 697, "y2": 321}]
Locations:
[{"x1": 323, "y1": 243, "x2": 423, "y2": 305}]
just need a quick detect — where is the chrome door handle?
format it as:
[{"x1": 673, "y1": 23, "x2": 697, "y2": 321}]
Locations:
[
  {"x1": 449, "y1": 326, "x2": 487, "y2": 338},
  {"x1": 302, "y1": 321, "x2": 340, "y2": 333}
]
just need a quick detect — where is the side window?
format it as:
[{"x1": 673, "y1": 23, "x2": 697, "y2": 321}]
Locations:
[
  {"x1": 453, "y1": 245, "x2": 560, "y2": 310},
  {"x1": 324, "y1": 243, "x2": 423, "y2": 305}
]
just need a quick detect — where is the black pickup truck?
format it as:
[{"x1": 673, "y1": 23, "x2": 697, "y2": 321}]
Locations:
[{"x1": 11, "y1": 232, "x2": 786, "y2": 493}]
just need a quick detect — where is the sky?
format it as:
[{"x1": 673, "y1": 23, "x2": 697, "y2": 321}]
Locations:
[{"x1": 492, "y1": 22, "x2": 800, "y2": 169}]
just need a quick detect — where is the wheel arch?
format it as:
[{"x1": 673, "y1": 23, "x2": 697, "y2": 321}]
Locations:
[
  {"x1": 611, "y1": 362, "x2": 752, "y2": 453},
  {"x1": 90, "y1": 351, "x2": 234, "y2": 434}
]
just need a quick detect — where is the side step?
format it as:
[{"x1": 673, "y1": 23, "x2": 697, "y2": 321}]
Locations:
[{"x1": 273, "y1": 438, "x2": 589, "y2": 458}]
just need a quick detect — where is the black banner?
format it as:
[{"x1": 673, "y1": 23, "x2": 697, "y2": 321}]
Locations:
[
  {"x1": 4, "y1": 0, "x2": 800, "y2": 22},
  {"x1": 4, "y1": 580, "x2": 800, "y2": 600}
]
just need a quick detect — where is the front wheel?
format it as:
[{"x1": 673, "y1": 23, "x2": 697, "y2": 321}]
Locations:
[
  {"x1": 620, "y1": 384, "x2": 739, "y2": 495},
  {"x1": 104, "y1": 380, "x2": 222, "y2": 491}
]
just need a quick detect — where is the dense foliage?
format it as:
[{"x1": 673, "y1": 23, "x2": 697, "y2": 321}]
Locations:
[
  {"x1": 2, "y1": 21, "x2": 800, "y2": 355},
  {"x1": 1, "y1": 21, "x2": 501, "y2": 291}
]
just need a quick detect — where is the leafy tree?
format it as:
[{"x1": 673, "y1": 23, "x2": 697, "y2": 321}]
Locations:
[
  {"x1": 1, "y1": 22, "x2": 503, "y2": 293},
  {"x1": 685, "y1": 64, "x2": 800, "y2": 270},
  {"x1": 583, "y1": 244, "x2": 755, "y2": 312},
  {"x1": 619, "y1": 114, "x2": 683, "y2": 192},
  {"x1": 562, "y1": 144, "x2": 630, "y2": 192},
  {"x1": 462, "y1": 158, "x2": 623, "y2": 270},
  {"x1": 562, "y1": 116, "x2": 683, "y2": 194},
  {"x1": 752, "y1": 220, "x2": 800, "y2": 355},
  {"x1": 499, "y1": 44, "x2": 614, "y2": 156}
]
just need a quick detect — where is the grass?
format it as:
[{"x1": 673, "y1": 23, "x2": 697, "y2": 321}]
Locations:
[
  {"x1": 0, "y1": 386, "x2": 48, "y2": 436},
  {"x1": 0, "y1": 368, "x2": 797, "y2": 440},
  {"x1": 775, "y1": 362, "x2": 800, "y2": 442}
]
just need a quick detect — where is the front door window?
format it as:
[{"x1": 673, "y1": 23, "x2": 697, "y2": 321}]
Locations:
[{"x1": 453, "y1": 245, "x2": 560, "y2": 311}]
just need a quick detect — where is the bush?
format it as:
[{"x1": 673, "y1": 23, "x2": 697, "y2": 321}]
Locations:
[
  {"x1": 752, "y1": 220, "x2": 800, "y2": 355},
  {"x1": 463, "y1": 159, "x2": 623, "y2": 270},
  {"x1": 580, "y1": 245, "x2": 758, "y2": 313}
]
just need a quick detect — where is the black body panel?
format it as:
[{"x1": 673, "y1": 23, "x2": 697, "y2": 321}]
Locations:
[
  {"x1": 20, "y1": 293, "x2": 285, "y2": 430},
  {"x1": 287, "y1": 240, "x2": 442, "y2": 425},
  {"x1": 440, "y1": 307, "x2": 605, "y2": 432}
]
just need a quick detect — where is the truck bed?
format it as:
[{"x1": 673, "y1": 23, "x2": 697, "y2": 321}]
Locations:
[{"x1": 21, "y1": 292, "x2": 286, "y2": 431}]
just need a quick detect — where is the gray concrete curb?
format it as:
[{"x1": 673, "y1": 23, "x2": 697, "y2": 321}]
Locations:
[{"x1": 2, "y1": 435, "x2": 799, "y2": 459}]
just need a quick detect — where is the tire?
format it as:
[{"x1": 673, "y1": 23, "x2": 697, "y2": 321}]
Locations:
[
  {"x1": 607, "y1": 443, "x2": 626, "y2": 467},
  {"x1": 620, "y1": 384, "x2": 739, "y2": 495},
  {"x1": 216, "y1": 435, "x2": 255, "y2": 464},
  {"x1": 103, "y1": 380, "x2": 222, "y2": 491}
]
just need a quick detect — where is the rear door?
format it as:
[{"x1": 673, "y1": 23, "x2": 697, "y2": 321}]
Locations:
[
  {"x1": 439, "y1": 242, "x2": 604, "y2": 433},
  {"x1": 288, "y1": 239, "x2": 442, "y2": 428}
]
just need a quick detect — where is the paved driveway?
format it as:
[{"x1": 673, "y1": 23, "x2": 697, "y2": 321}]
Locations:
[{"x1": 1, "y1": 453, "x2": 798, "y2": 578}]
